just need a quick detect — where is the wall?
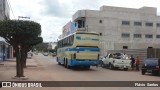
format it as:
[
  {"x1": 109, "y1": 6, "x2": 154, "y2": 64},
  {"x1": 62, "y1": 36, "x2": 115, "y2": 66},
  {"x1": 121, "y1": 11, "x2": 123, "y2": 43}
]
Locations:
[{"x1": 72, "y1": 6, "x2": 160, "y2": 55}]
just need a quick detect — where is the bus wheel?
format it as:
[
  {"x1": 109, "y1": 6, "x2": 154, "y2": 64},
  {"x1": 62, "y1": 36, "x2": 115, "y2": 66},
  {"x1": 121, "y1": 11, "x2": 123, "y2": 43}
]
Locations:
[
  {"x1": 57, "y1": 57, "x2": 61, "y2": 65},
  {"x1": 56, "y1": 57, "x2": 58, "y2": 62},
  {"x1": 66, "y1": 59, "x2": 71, "y2": 69},
  {"x1": 64, "y1": 59, "x2": 67, "y2": 68},
  {"x1": 84, "y1": 66, "x2": 90, "y2": 69},
  {"x1": 58, "y1": 62, "x2": 61, "y2": 65},
  {"x1": 63, "y1": 59, "x2": 65, "y2": 66}
]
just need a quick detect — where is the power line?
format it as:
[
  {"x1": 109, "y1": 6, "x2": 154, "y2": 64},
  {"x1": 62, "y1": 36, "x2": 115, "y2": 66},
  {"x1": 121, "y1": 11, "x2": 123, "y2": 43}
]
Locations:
[{"x1": 7, "y1": 0, "x2": 16, "y2": 19}]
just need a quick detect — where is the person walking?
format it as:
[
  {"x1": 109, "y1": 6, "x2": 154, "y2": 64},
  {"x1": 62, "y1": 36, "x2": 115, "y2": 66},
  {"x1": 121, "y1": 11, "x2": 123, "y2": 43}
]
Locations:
[
  {"x1": 135, "y1": 56, "x2": 140, "y2": 71},
  {"x1": 130, "y1": 55, "x2": 135, "y2": 70}
]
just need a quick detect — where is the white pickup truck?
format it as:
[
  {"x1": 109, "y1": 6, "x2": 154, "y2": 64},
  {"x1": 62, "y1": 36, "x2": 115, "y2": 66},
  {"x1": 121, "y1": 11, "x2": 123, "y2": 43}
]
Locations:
[{"x1": 101, "y1": 53, "x2": 131, "y2": 71}]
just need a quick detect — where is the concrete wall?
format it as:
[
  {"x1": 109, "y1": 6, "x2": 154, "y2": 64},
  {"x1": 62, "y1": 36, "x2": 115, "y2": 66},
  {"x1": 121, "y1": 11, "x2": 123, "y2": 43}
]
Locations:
[
  {"x1": 0, "y1": 0, "x2": 11, "y2": 61},
  {"x1": 72, "y1": 6, "x2": 160, "y2": 55}
]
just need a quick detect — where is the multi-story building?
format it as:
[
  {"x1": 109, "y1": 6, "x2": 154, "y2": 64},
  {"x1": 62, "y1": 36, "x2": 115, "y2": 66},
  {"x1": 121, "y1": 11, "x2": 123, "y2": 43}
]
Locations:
[
  {"x1": 0, "y1": 0, "x2": 12, "y2": 62},
  {"x1": 48, "y1": 42, "x2": 57, "y2": 49},
  {"x1": 0, "y1": 0, "x2": 10, "y2": 20},
  {"x1": 72, "y1": 6, "x2": 160, "y2": 55}
]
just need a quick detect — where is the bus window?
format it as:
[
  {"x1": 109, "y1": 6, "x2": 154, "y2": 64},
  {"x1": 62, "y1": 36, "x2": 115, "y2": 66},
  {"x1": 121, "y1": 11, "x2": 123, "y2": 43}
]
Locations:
[{"x1": 70, "y1": 35, "x2": 74, "y2": 45}]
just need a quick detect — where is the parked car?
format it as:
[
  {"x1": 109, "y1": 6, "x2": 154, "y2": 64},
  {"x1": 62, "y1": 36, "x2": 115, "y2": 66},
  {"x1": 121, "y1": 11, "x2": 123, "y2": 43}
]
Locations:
[
  {"x1": 52, "y1": 52, "x2": 56, "y2": 57},
  {"x1": 141, "y1": 58, "x2": 160, "y2": 75},
  {"x1": 27, "y1": 52, "x2": 33, "y2": 59},
  {"x1": 34, "y1": 52, "x2": 38, "y2": 55},
  {"x1": 99, "y1": 56, "x2": 105, "y2": 66},
  {"x1": 101, "y1": 53, "x2": 131, "y2": 71},
  {"x1": 43, "y1": 52, "x2": 49, "y2": 56}
]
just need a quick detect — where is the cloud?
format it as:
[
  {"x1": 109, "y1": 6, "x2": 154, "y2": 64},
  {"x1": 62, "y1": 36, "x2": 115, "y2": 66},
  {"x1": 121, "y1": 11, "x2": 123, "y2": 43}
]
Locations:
[
  {"x1": 9, "y1": 0, "x2": 160, "y2": 42},
  {"x1": 40, "y1": 0, "x2": 72, "y2": 18},
  {"x1": 40, "y1": 16, "x2": 70, "y2": 42},
  {"x1": 71, "y1": 0, "x2": 100, "y2": 10}
]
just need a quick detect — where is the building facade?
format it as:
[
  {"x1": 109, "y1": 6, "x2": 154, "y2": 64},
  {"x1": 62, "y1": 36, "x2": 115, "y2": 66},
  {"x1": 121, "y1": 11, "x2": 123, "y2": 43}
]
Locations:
[
  {"x1": 62, "y1": 21, "x2": 77, "y2": 38},
  {"x1": 0, "y1": 0, "x2": 12, "y2": 62},
  {"x1": 0, "y1": 38, "x2": 13, "y2": 61},
  {"x1": 0, "y1": 0, "x2": 10, "y2": 20},
  {"x1": 72, "y1": 6, "x2": 160, "y2": 55}
]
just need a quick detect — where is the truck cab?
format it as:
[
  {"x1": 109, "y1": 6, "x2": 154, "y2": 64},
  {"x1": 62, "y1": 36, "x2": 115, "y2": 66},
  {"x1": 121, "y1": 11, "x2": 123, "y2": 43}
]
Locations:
[{"x1": 101, "y1": 53, "x2": 131, "y2": 71}]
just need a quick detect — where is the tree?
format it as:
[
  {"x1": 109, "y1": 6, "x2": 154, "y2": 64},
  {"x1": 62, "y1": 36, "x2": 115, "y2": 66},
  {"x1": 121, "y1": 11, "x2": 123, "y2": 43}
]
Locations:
[
  {"x1": 22, "y1": 36, "x2": 43, "y2": 68},
  {"x1": 0, "y1": 20, "x2": 43, "y2": 77},
  {"x1": 33, "y1": 43, "x2": 49, "y2": 52}
]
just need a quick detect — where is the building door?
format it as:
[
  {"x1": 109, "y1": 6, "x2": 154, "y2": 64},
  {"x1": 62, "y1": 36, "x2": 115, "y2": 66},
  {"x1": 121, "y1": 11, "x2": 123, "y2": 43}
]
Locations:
[{"x1": 2, "y1": 45, "x2": 5, "y2": 61}]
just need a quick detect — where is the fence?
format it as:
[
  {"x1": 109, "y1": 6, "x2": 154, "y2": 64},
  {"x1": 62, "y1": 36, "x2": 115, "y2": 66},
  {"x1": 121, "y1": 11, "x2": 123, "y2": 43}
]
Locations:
[{"x1": 147, "y1": 48, "x2": 160, "y2": 58}]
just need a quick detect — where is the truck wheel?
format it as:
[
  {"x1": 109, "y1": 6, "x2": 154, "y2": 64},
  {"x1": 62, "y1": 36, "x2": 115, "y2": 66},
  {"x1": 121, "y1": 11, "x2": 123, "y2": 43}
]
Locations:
[
  {"x1": 124, "y1": 68, "x2": 128, "y2": 71},
  {"x1": 109, "y1": 63, "x2": 114, "y2": 70},
  {"x1": 154, "y1": 71, "x2": 160, "y2": 76},
  {"x1": 101, "y1": 61, "x2": 106, "y2": 68},
  {"x1": 141, "y1": 69, "x2": 146, "y2": 75}
]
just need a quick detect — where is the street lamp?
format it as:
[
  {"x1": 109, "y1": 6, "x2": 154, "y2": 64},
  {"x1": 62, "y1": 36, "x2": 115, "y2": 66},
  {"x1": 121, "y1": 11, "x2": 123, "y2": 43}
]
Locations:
[{"x1": 18, "y1": 16, "x2": 30, "y2": 20}]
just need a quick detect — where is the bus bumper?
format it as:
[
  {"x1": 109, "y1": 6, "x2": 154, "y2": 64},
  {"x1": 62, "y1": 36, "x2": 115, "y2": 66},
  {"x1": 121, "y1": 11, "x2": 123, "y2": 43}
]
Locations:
[{"x1": 70, "y1": 59, "x2": 100, "y2": 66}]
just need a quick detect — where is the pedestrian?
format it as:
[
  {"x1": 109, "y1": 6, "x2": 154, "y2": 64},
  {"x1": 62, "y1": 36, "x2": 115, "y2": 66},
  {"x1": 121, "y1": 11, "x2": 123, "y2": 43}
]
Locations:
[
  {"x1": 122, "y1": 52, "x2": 128, "y2": 59},
  {"x1": 130, "y1": 55, "x2": 135, "y2": 70},
  {"x1": 135, "y1": 56, "x2": 140, "y2": 71},
  {"x1": 109, "y1": 53, "x2": 113, "y2": 58}
]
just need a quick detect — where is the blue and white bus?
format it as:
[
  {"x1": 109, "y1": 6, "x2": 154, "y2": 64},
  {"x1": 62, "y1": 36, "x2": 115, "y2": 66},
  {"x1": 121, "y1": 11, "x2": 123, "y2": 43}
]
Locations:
[{"x1": 56, "y1": 32, "x2": 100, "y2": 69}]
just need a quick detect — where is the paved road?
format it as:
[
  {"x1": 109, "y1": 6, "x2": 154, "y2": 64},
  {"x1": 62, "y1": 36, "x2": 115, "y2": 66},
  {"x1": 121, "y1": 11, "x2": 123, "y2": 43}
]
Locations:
[
  {"x1": 2, "y1": 53, "x2": 159, "y2": 90},
  {"x1": 22, "y1": 53, "x2": 159, "y2": 90}
]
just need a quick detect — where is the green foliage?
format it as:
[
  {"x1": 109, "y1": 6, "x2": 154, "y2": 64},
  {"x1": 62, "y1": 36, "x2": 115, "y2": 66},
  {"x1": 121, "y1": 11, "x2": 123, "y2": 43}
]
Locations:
[
  {"x1": 34, "y1": 43, "x2": 48, "y2": 51},
  {"x1": 48, "y1": 49, "x2": 56, "y2": 53},
  {"x1": 0, "y1": 20, "x2": 42, "y2": 46},
  {"x1": 43, "y1": 49, "x2": 48, "y2": 52},
  {"x1": 0, "y1": 20, "x2": 43, "y2": 77}
]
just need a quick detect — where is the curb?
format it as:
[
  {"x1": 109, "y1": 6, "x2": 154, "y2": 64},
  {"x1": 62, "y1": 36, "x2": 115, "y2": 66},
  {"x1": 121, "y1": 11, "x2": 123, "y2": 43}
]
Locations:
[{"x1": 0, "y1": 63, "x2": 4, "y2": 65}]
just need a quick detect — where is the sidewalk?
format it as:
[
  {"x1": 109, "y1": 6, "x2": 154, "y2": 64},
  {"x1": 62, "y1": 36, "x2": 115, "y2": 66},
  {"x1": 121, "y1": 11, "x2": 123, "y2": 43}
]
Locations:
[
  {"x1": 0, "y1": 58, "x2": 38, "y2": 81},
  {"x1": 0, "y1": 58, "x2": 37, "y2": 67}
]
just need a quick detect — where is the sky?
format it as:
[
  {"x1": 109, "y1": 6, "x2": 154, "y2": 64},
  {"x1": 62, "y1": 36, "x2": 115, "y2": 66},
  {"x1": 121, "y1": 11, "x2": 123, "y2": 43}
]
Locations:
[{"x1": 9, "y1": 0, "x2": 160, "y2": 42}]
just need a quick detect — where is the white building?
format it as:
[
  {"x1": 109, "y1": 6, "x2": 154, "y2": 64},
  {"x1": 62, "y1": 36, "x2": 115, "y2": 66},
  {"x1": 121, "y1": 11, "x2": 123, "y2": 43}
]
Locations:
[
  {"x1": 0, "y1": 0, "x2": 12, "y2": 61},
  {"x1": 0, "y1": 0, "x2": 10, "y2": 20},
  {"x1": 48, "y1": 42, "x2": 57, "y2": 49},
  {"x1": 72, "y1": 6, "x2": 160, "y2": 55}
]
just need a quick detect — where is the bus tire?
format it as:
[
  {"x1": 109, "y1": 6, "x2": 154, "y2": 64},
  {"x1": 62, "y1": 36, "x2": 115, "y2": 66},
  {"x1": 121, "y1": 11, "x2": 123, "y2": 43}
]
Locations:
[
  {"x1": 57, "y1": 57, "x2": 61, "y2": 65},
  {"x1": 64, "y1": 59, "x2": 67, "y2": 68},
  {"x1": 56, "y1": 57, "x2": 58, "y2": 62},
  {"x1": 58, "y1": 62, "x2": 61, "y2": 65},
  {"x1": 84, "y1": 66, "x2": 90, "y2": 69},
  {"x1": 63, "y1": 59, "x2": 65, "y2": 66},
  {"x1": 66, "y1": 59, "x2": 71, "y2": 69}
]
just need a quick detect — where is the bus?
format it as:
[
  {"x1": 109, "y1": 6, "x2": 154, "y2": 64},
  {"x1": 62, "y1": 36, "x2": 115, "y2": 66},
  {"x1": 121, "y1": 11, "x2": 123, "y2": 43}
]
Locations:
[{"x1": 56, "y1": 32, "x2": 100, "y2": 69}]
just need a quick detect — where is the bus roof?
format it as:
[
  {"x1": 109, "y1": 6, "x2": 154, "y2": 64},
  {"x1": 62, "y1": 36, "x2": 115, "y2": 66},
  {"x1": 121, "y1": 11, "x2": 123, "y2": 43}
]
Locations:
[{"x1": 58, "y1": 31, "x2": 99, "y2": 41}]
